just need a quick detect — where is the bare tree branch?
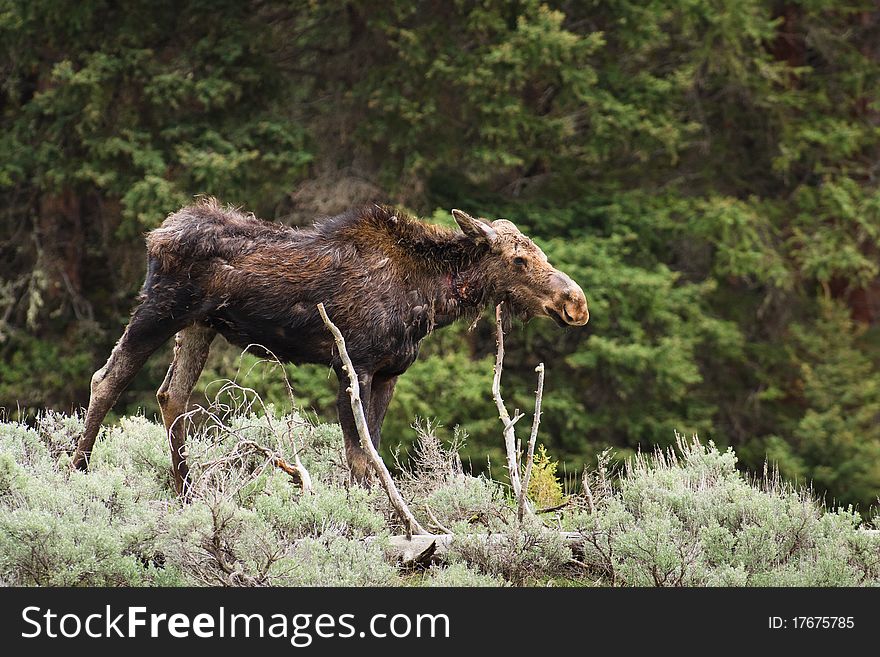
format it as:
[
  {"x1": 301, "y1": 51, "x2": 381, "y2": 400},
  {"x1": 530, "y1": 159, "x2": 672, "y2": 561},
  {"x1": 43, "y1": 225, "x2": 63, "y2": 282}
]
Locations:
[
  {"x1": 492, "y1": 303, "x2": 523, "y2": 502},
  {"x1": 424, "y1": 503, "x2": 453, "y2": 535},
  {"x1": 518, "y1": 362, "x2": 545, "y2": 521},
  {"x1": 177, "y1": 376, "x2": 313, "y2": 495},
  {"x1": 317, "y1": 302, "x2": 428, "y2": 537}
]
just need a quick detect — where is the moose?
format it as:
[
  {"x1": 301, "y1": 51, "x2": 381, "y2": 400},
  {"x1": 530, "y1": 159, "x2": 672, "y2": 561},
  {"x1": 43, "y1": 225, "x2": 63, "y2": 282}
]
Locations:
[{"x1": 71, "y1": 199, "x2": 589, "y2": 494}]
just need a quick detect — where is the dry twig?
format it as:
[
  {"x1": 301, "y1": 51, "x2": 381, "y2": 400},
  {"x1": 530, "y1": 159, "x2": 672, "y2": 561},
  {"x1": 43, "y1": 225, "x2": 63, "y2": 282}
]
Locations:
[
  {"x1": 317, "y1": 302, "x2": 428, "y2": 537},
  {"x1": 493, "y1": 303, "x2": 547, "y2": 520},
  {"x1": 177, "y1": 376, "x2": 313, "y2": 495},
  {"x1": 518, "y1": 362, "x2": 544, "y2": 521},
  {"x1": 492, "y1": 303, "x2": 523, "y2": 502}
]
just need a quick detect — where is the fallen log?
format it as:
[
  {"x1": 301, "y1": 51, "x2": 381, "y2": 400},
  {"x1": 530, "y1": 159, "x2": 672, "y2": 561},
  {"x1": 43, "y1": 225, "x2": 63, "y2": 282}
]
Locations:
[
  {"x1": 373, "y1": 528, "x2": 880, "y2": 569},
  {"x1": 371, "y1": 531, "x2": 588, "y2": 568}
]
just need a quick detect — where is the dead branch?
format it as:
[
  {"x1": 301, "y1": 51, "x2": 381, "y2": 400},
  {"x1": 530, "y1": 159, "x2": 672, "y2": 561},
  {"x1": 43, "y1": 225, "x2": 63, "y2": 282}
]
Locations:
[
  {"x1": 518, "y1": 362, "x2": 545, "y2": 521},
  {"x1": 424, "y1": 503, "x2": 453, "y2": 535},
  {"x1": 492, "y1": 303, "x2": 523, "y2": 503},
  {"x1": 536, "y1": 500, "x2": 571, "y2": 514},
  {"x1": 493, "y1": 304, "x2": 546, "y2": 521},
  {"x1": 317, "y1": 302, "x2": 428, "y2": 537},
  {"x1": 177, "y1": 378, "x2": 313, "y2": 495},
  {"x1": 238, "y1": 439, "x2": 312, "y2": 493}
]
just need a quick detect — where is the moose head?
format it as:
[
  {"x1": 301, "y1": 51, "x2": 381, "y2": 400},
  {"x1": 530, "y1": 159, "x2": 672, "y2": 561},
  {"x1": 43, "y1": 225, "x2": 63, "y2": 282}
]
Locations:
[{"x1": 451, "y1": 209, "x2": 589, "y2": 328}]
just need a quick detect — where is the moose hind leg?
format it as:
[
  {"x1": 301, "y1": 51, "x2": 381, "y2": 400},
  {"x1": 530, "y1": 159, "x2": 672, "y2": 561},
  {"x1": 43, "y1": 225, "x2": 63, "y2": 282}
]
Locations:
[
  {"x1": 157, "y1": 324, "x2": 216, "y2": 496},
  {"x1": 73, "y1": 305, "x2": 183, "y2": 471}
]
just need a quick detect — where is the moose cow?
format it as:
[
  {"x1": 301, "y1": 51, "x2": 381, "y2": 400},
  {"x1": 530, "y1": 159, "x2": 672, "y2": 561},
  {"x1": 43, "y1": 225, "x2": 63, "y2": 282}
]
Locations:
[{"x1": 72, "y1": 199, "x2": 589, "y2": 494}]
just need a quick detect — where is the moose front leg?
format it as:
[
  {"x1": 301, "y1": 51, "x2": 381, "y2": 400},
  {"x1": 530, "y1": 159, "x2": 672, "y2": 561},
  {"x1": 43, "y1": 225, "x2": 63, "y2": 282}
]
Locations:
[
  {"x1": 336, "y1": 368, "x2": 374, "y2": 484},
  {"x1": 367, "y1": 374, "x2": 398, "y2": 451}
]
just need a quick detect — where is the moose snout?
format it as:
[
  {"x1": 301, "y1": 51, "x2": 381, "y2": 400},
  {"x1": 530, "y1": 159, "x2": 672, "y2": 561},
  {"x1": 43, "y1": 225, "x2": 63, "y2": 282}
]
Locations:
[
  {"x1": 562, "y1": 285, "x2": 589, "y2": 326},
  {"x1": 548, "y1": 274, "x2": 589, "y2": 326}
]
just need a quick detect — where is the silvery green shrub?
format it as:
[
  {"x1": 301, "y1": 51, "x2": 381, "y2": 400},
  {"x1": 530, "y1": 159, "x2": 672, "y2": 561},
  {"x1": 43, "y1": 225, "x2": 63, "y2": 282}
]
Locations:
[
  {"x1": 0, "y1": 416, "x2": 182, "y2": 586},
  {"x1": 448, "y1": 515, "x2": 572, "y2": 586},
  {"x1": 423, "y1": 562, "x2": 508, "y2": 587},
  {"x1": 569, "y1": 435, "x2": 880, "y2": 586},
  {"x1": 2, "y1": 413, "x2": 877, "y2": 588},
  {"x1": 279, "y1": 537, "x2": 398, "y2": 586}
]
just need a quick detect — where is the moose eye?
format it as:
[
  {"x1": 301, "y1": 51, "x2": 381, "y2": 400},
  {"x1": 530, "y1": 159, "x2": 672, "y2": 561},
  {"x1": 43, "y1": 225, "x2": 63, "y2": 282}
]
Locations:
[{"x1": 513, "y1": 256, "x2": 527, "y2": 267}]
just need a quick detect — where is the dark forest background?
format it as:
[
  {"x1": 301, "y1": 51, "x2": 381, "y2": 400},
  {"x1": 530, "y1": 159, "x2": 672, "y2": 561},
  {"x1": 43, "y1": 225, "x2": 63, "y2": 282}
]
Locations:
[{"x1": 2, "y1": 0, "x2": 879, "y2": 511}]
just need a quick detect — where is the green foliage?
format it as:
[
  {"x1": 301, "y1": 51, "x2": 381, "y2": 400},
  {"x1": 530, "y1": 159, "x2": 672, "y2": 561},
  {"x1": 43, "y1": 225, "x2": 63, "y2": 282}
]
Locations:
[
  {"x1": 762, "y1": 298, "x2": 880, "y2": 510},
  {"x1": 349, "y1": 0, "x2": 609, "y2": 183},
  {"x1": 280, "y1": 537, "x2": 397, "y2": 587},
  {"x1": 1, "y1": 0, "x2": 310, "y2": 231},
  {"x1": 448, "y1": 515, "x2": 572, "y2": 586},
  {"x1": 395, "y1": 420, "x2": 508, "y2": 530},
  {"x1": 253, "y1": 480, "x2": 387, "y2": 541},
  {"x1": 0, "y1": 414, "x2": 183, "y2": 586},
  {"x1": 0, "y1": 410, "x2": 397, "y2": 587},
  {"x1": 527, "y1": 445, "x2": 565, "y2": 509},
  {"x1": 0, "y1": 333, "x2": 96, "y2": 409}
]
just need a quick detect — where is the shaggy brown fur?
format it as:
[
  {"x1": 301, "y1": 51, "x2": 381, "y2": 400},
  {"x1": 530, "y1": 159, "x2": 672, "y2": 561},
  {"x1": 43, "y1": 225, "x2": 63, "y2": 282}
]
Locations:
[{"x1": 72, "y1": 198, "x2": 589, "y2": 493}]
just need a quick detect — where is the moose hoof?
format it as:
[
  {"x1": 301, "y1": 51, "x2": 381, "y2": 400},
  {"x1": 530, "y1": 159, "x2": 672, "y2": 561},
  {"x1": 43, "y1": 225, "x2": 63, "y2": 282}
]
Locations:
[
  {"x1": 345, "y1": 450, "x2": 375, "y2": 487},
  {"x1": 350, "y1": 468, "x2": 376, "y2": 488},
  {"x1": 71, "y1": 451, "x2": 90, "y2": 472}
]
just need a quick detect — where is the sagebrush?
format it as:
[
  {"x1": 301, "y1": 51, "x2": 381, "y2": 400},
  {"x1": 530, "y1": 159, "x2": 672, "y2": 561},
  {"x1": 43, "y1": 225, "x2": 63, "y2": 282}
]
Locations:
[{"x1": 0, "y1": 413, "x2": 877, "y2": 587}]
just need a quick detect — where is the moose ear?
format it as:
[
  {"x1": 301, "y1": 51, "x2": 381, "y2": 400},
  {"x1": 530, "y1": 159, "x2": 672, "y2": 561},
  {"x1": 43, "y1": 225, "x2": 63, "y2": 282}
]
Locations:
[{"x1": 452, "y1": 209, "x2": 497, "y2": 244}]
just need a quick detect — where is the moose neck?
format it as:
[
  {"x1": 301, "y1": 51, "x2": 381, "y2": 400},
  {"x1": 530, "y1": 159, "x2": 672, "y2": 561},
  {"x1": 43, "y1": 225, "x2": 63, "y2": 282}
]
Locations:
[
  {"x1": 399, "y1": 231, "x2": 497, "y2": 330},
  {"x1": 339, "y1": 207, "x2": 499, "y2": 330},
  {"x1": 434, "y1": 259, "x2": 495, "y2": 326}
]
